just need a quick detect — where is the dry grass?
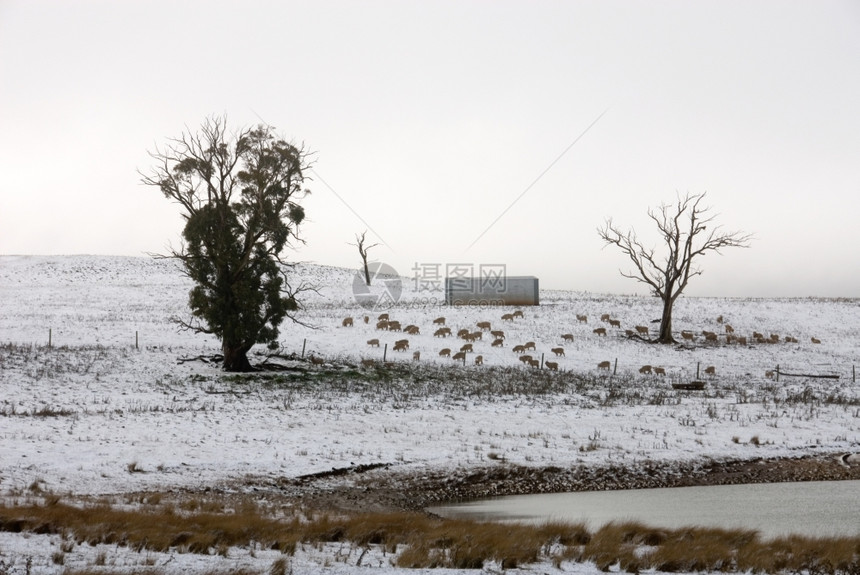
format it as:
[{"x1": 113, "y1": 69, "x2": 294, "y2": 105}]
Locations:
[{"x1": 0, "y1": 496, "x2": 858, "y2": 573}]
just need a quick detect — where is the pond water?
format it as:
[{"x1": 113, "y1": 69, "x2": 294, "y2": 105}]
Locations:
[{"x1": 429, "y1": 480, "x2": 860, "y2": 540}]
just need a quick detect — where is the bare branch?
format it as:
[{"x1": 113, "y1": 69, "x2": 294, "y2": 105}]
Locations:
[{"x1": 598, "y1": 191, "x2": 752, "y2": 343}]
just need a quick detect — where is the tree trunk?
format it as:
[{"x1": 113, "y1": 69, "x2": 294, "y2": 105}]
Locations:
[
  {"x1": 223, "y1": 342, "x2": 254, "y2": 372},
  {"x1": 657, "y1": 296, "x2": 676, "y2": 344},
  {"x1": 363, "y1": 258, "x2": 371, "y2": 286}
]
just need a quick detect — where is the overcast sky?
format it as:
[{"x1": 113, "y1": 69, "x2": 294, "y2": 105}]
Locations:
[{"x1": 2, "y1": 1, "x2": 859, "y2": 297}]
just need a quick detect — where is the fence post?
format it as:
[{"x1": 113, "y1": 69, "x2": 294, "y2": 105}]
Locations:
[
  {"x1": 383, "y1": 343, "x2": 388, "y2": 363},
  {"x1": 135, "y1": 331, "x2": 139, "y2": 350},
  {"x1": 696, "y1": 362, "x2": 700, "y2": 379},
  {"x1": 541, "y1": 353, "x2": 545, "y2": 370},
  {"x1": 776, "y1": 364, "x2": 780, "y2": 382},
  {"x1": 48, "y1": 328, "x2": 52, "y2": 348},
  {"x1": 301, "y1": 339, "x2": 306, "y2": 358},
  {"x1": 853, "y1": 365, "x2": 855, "y2": 383},
  {"x1": 613, "y1": 358, "x2": 617, "y2": 375}
]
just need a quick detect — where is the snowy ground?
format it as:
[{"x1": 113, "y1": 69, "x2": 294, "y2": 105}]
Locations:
[{"x1": 0, "y1": 255, "x2": 858, "y2": 574}]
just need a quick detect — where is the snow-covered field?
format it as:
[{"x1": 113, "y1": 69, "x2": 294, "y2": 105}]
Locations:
[{"x1": 0, "y1": 255, "x2": 858, "y2": 574}]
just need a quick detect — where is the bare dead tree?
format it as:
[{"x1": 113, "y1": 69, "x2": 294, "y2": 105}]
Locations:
[
  {"x1": 350, "y1": 230, "x2": 380, "y2": 286},
  {"x1": 597, "y1": 192, "x2": 752, "y2": 344}
]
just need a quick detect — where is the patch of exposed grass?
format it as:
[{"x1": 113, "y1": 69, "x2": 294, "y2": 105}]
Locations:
[{"x1": 0, "y1": 497, "x2": 857, "y2": 573}]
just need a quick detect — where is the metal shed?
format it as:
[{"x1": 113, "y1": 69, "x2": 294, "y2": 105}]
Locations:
[{"x1": 445, "y1": 275, "x2": 539, "y2": 306}]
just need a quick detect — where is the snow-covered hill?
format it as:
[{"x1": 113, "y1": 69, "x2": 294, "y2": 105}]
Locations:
[{"x1": 0, "y1": 255, "x2": 857, "y2": 573}]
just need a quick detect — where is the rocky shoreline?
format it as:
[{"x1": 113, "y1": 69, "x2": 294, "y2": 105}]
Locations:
[{"x1": 246, "y1": 452, "x2": 860, "y2": 514}]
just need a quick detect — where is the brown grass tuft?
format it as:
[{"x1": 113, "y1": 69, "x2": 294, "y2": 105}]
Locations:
[{"x1": 0, "y1": 497, "x2": 858, "y2": 573}]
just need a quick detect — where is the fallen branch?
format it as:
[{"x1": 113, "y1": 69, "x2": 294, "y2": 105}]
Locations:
[
  {"x1": 177, "y1": 354, "x2": 223, "y2": 365},
  {"x1": 776, "y1": 371, "x2": 840, "y2": 380}
]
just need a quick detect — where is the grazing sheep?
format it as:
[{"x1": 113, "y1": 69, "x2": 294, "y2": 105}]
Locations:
[
  {"x1": 452, "y1": 351, "x2": 467, "y2": 362},
  {"x1": 635, "y1": 325, "x2": 649, "y2": 335},
  {"x1": 600, "y1": 313, "x2": 611, "y2": 322},
  {"x1": 765, "y1": 370, "x2": 775, "y2": 379},
  {"x1": 752, "y1": 331, "x2": 764, "y2": 340},
  {"x1": 404, "y1": 325, "x2": 420, "y2": 335},
  {"x1": 476, "y1": 321, "x2": 492, "y2": 331},
  {"x1": 366, "y1": 339, "x2": 380, "y2": 347},
  {"x1": 545, "y1": 361, "x2": 559, "y2": 371},
  {"x1": 654, "y1": 367, "x2": 666, "y2": 376},
  {"x1": 433, "y1": 317, "x2": 446, "y2": 325},
  {"x1": 491, "y1": 338, "x2": 504, "y2": 347},
  {"x1": 518, "y1": 355, "x2": 533, "y2": 364},
  {"x1": 551, "y1": 347, "x2": 565, "y2": 357},
  {"x1": 625, "y1": 330, "x2": 635, "y2": 337},
  {"x1": 811, "y1": 337, "x2": 821, "y2": 344},
  {"x1": 598, "y1": 360, "x2": 611, "y2": 370},
  {"x1": 474, "y1": 355, "x2": 483, "y2": 366},
  {"x1": 469, "y1": 331, "x2": 483, "y2": 341},
  {"x1": 576, "y1": 314, "x2": 588, "y2": 323},
  {"x1": 561, "y1": 333, "x2": 574, "y2": 342},
  {"x1": 387, "y1": 321, "x2": 402, "y2": 332},
  {"x1": 457, "y1": 328, "x2": 471, "y2": 338},
  {"x1": 681, "y1": 331, "x2": 695, "y2": 341},
  {"x1": 593, "y1": 327, "x2": 607, "y2": 337},
  {"x1": 704, "y1": 366, "x2": 716, "y2": 375},
  {"x1": 491, "y1": 330, "x2": 505, "y2": 339},
  {"x1": 528, "y1": 359, "x2": 539, "y2": 368},
  {"x1": 309, "y1": 355, "x2": 325, "y2": 365},
  {"x1": 608, "y1": 319, "x2": 621, "y2": 328},
  {"x1": 704, "y1": 332, "x2": 718, "y2": 342},
  {"x1": 716, "y1": 315, "x2": 724, "y2": 324},
  {"x1": 769, "y1": 334, "x2": 780, "y2": 343},
  {"x1": 376, "y1": 320, "x2": 389, "y2": 330},
  {"x1": 639, "y1": 365, "x2": 652, "y2": 374},
  {"x1": 434, "y1": 327, "x2": 451, "y2": 337},
  {"x1": 512, "y1": 345, "x2": 525, "y2": 354},
  {"x1": 737, "y1": 336, "x2": 747, "y2": 345},
  {"x1": 342, "y1": 317, "x2": 354, "y2": 327},
  {"x1": 460, "y1": 343, "x2": 473, "y2": 353},
  {"x1": 413, "y1": 351, "x2": 421, "y2": 361},
  {"x1": 439, "y1": 348, "x2": 451, "y2": 357},
  {"x1": 523, "y1": 341, "x2": 536, "y2": 351},
  {"x1": 512, "y1": 310, "x2": 524, "y2": 319},
  {"x1": 378, "y1": 313, "x2": 389, "y2": 321},
  {"x1": 501, "y1": 313, "x2": 514, "y2": 321},
  {"x1": 360, "y1": 359, "x2": 375, "y2": 368},
  {"x1": 363, "y1": 316, "x2": 370, "y2": 324},
  {"x1": 725, "y1": 324, "x2": 734, "y2": 334},
  {"x1": 393, "y1": 340, "x2": 409, "y2": 351},
  {"x1": 726, "y1": 334, "x2": 736, "y2": 344}
]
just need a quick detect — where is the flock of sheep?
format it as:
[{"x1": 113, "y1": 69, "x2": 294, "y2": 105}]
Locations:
[
  {"x1": 337, "y1": 309, "x2": 823, "y2": 378},
  {"x1": 342, "y1": 310, "x2": 683, "y2": 374}
]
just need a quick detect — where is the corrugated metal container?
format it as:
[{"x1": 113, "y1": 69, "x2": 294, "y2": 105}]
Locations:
[{"x1": 445, "y1": 276, "x2": 539, "y2": 306}]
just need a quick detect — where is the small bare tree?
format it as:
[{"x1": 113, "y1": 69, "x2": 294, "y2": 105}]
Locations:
[
  {"x1": 597, "y1": 192, "x2": 752, "y2": 344},
  {"x1": 350, "y1": 230, "x2": 380, "y2": 286}
]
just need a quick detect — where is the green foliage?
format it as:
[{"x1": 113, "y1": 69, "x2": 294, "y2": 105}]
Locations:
[{"x1": 142, "y1": 116, "x2": 310, "y2": 371}]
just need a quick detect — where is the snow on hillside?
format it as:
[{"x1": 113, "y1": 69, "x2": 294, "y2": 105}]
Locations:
[
  {"x1": 0, "y1": 255, "x2": 858, "y2": 572},
  {"x1": 1, "y1": 254, "x2": 857, "y2": 491}
]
